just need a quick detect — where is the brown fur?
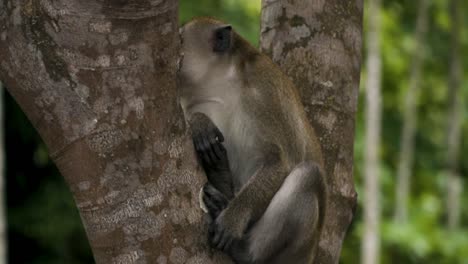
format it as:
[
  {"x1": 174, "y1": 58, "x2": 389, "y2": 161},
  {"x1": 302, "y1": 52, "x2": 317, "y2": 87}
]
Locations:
[{"x1": 180, "y1": 17, "x2": 327, "y2": 264}]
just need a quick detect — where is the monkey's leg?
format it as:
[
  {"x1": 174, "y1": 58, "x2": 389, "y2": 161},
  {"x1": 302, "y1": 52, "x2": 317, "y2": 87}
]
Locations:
[{"x1": 232, "y1": 161, "x2": 325, "y2": 264}]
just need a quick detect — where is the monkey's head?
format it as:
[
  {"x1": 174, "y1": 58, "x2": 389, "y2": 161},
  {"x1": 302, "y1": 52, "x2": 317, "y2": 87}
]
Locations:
[{"x1": 179, "y1": 18, "x2": 235, "y2": 84}]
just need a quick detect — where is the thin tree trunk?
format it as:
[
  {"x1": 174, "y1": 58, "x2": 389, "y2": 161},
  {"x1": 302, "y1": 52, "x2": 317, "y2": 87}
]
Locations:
[
  {"x1": 0, "y1": 1, "x2": 231, "y2": 263},
  {"x1": 0, "y1": 81, "x2": 6, "y2": 264},
  {"x1": 260, "y1": 1, "x2": 363, "y2": 263},
  {"x1": 394, "y1": 0, "x2": 429, "y2": 223},
  {"x1": 362, "y1": 0, "x2": 382, "y2": 263},
  {"x1": 446, "y1": 0, "x2": 463, "y2": 230}
]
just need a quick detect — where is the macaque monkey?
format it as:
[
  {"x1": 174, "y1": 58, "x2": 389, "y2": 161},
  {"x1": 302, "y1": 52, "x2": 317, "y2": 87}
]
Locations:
[{"x1": 179, "y1": 17, "x2": 327, "y2": 264}]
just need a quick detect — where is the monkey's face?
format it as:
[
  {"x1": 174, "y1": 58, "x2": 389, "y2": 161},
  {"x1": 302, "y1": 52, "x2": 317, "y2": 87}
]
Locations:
[{"x1": 179, "y1": 18, "x2": 233, "y2": 85}]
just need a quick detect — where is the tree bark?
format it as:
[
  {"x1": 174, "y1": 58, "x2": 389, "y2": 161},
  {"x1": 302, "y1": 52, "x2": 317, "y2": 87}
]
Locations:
[
  {"x1": 394, "y1": 0, "x2": 429, "y2": 223},
  {"x1": 446, "y1": 0, "x2": 463, "y2": 230},
  {"x1": 260, "y1": 1, "x2": 362, "y2": 263},
  {"x1": 0, "y1": 81, "x2": 6, "y2": 264},
  {"x1": 362, "y1": 0, "x2": 381, "y2": 263},
  {"x1": 0, "y1": 1, "x2": 231, "y2": 263}
]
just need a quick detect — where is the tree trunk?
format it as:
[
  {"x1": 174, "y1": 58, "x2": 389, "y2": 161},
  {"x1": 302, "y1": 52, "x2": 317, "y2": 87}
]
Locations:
[
  {"x1": 0, "y1": 81, "x2": 6, "y2": 264},
  {"x1": 0, "y1": 1, "x2": 231, "y2": 263},
  {"x1": 394, "y1": 0, "x2": 429, "y2": 223},
  {"x1": 446, "y1": 0, "x2": 463, "y2": 230},
  {"x1": 362, "y1": 0, "x2": 382, "y2": 263},
  {"x1": 260, "y1": 1, "x2": 362, "y2": 263}
]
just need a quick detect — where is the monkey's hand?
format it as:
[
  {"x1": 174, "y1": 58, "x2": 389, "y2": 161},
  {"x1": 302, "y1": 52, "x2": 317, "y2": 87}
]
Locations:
[
  {"x1": 209, "y1": 204, "x2": 251, "y2": 252},
  {"x1": 203, "y1": 183, "x2": 229, "y2": 220},
  {"x1": 190, "y1": 112, "x2": 230, "y2": 172},
  {"x1": 190, "y1": 112, "x2": 234, "y2": 199}
]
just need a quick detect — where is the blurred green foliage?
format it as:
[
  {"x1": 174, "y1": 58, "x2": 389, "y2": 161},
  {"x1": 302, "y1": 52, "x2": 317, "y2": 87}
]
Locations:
[
  {"x1": 179, "y1": 0, "x2": 261, "y2": 45},
  {"x1": 342, "y1": 0, "x2": 468, "y2": 263},
  {"x1": 6, "y1": 92, "x2": 93, "y2": 264},
  {"x1": 4, "y1": 0, "x2": 467, "y2": 263}
]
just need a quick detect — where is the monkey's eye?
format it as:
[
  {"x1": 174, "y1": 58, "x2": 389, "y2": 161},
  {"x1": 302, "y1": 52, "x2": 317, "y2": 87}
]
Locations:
[
  {"x1": 216, "y1": 31, "x2": 224, "y2": 40},
  {"x1": 213, "y1": 25, "x2": 232, "y2": 53}
]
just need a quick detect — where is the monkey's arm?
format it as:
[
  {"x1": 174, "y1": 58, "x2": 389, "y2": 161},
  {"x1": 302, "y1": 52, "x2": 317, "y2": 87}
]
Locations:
[
  {"x1": 190, "y1": 112, "x2": 234, "y2": 199},
  {"x1": 211, "y1": 149, "x2": 288, "y2": 250}
]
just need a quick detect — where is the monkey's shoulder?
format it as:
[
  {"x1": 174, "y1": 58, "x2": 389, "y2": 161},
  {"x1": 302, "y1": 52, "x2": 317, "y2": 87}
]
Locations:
[{"x1": 240, "y1": 55, "x2": 298, "y2": 95}]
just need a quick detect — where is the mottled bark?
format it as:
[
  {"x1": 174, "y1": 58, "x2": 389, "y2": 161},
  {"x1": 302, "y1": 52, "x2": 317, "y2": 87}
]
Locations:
[
  {"x1": 446, "y1": 0, "x2": 463, "y2": 230},
  {"x1": 260, "y1": 1, "x2": 362, "y2": 263},
  {"x1": 0, "y1": 82, "x2": 6, "y2": 264},
  {"x1": 394, "y1": 0, "x2": 429, "y2": 223},
  {"x1": 362, "y1": 0, "x2": 382, "y2": 263},
  {"x1": 0, "y1": 1, "x2": 231, "y2": 263}
]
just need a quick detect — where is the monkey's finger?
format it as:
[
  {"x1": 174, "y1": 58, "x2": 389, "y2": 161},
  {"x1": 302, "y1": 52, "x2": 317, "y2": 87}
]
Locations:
[
  {"x1": 202, "y1": 193, "x2": 221, "y2": 219},
  {"x1": 217, "y1": 232, "x2": 231, "y2": 251},
  {"x1": 208, "y1": 131, "x2": 222, "y2": 161},
  {"x1": 192, "y1": 135, "x2": 200, "y2": 151},
  {"x1": 203, "y1": 185, "x2": 228, "y2": 210},
  {"x1": 202, "y1": 134, "x2": 218, "y2": 165},
  {"x1": 200, "y1": 136, "x2": 214, "y2": 167},
  {"x1": 208, "y1": 224, "x2": 218, "y2": 247},
  {"x1": 193, "y1": 136, "x2": 205, "y2": 163},
  {"x1": 201, "y1": 133, "x2": 211, "y2": 151},
  {"x1": 193, "y1": 135, "x2": 205, "y2": 155},
  {"x1": 211, "y1": 142, "x2": 225, "y2": 161},
  {"x1": 222, "y1": 236, "x2": 234, "y2": 252},
  {"x1": 196, "y1": 140, "x2": 211, "y2": 169},
  {"x1": 217, "y1": 142, "x2": 227, "y2": 153},
  {"x1": 213, "y1": 195, "x2": 228, "y2": 210},
  {"x1": 203, "y1": 190, "x2": 223, "y2": 212},
  {"x1": 213, "y1": 127, "x2": 224, "y2": 143},
  {"x1": 212, "y1": 227, "x2": 224, "y2": 246},
  {"x1": 202, "y1": 191, "x2": 217, "y2": 210}
]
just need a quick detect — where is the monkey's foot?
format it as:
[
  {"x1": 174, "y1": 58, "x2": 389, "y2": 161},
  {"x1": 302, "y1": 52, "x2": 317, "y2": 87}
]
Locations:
[
  {"x1": 210, "y1": 223, "x2": 236, "y2": 252},
  {"x1": 202, "y1": 183, "x2": 229, "y2": 219},
  {"x1": 209, "y1": 210, "x2": 246, "y2": 252}
]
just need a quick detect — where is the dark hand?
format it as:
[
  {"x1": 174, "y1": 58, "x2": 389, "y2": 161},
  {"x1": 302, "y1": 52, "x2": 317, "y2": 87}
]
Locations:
[
  {"x1": 202, "y1": 183, "x2": 229, "y2": 220},
  {"x1": 209, "y1": 206, "x2": 250, "y2": 252},
  {"x1": 190, "y1": 112, "x2": 234, "y2": 199},
  {"x1": 190, "y1": 113, "x2": 230, "y2": 172}
]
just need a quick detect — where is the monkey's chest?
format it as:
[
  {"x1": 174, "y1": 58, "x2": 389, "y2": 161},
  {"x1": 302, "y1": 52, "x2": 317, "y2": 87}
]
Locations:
[
  {"x1": 187, "y1": 99, "x2": 261, "y2": 189},
  {"x1": 220, "y1": 118, "x2": 262, "y2": 190}
]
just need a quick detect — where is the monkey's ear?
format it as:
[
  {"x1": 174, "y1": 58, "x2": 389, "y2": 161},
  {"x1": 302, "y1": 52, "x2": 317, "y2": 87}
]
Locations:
[{"x1": 213, "y1": 25, "x2": 232, "y2": 53}]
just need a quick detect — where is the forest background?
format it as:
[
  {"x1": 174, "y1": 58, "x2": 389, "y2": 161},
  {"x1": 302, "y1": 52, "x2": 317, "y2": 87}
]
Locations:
[{"x1": 2, "y1": 0, "x2": 467, "y2": 263}]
